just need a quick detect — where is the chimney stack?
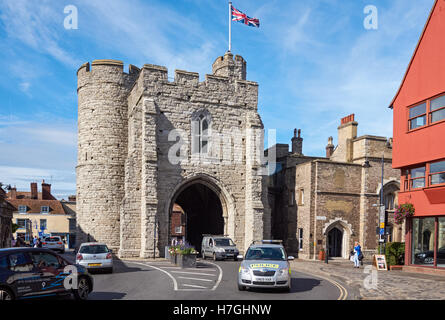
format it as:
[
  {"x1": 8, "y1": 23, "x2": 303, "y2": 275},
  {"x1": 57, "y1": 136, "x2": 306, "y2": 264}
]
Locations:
[
  {"x1": 329, "y1": 114, "x2": 358, "y2": 163},
  {"x1": 326, "y1": 136, "x2": 335, "y2": 158},
  {"x1": 291, "y1": 129, "x2": 303, "y2": 155},
  {"x1": 31, "y1": 182, "x2": 38, "y2": 199},
  {"x1": 41, "y1": 180, "x2": 52, "y2": 200},
  {"x1": 10, "y1": 187, "x2": 17, "y2": 199}
]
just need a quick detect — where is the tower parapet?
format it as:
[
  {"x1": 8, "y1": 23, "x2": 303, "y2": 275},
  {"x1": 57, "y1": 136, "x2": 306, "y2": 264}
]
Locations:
[{"x1": 212, "y1": 51, "x2": 246, "y2": 80}]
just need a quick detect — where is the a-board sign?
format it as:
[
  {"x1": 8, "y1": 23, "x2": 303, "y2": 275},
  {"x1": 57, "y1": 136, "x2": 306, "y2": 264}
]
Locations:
[{"x1": 373, "y1": 254, "x2": 388, "y2": 270}]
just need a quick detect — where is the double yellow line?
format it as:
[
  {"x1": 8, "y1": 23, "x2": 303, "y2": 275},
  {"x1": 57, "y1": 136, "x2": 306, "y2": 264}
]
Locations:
[{"x1": 312, "y1": 272, "x2": 348, "y2": 300}]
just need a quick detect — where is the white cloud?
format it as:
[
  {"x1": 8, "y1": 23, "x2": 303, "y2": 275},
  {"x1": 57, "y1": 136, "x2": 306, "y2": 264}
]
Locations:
[{"x1": 0, "y1": 0, "x2": 81, "y2": 68}]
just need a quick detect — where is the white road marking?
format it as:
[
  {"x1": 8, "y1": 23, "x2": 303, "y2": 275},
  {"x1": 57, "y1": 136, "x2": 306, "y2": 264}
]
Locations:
[
  {"x1": 178, "y1": 276, "x2": 214, "y2": 282},
  {"x1": 171, "y1": 271, "x2": 216, "y2": 277},
  {"x1": 127, "y1": 260, "x2": 223, "y2": 292},
  {"x1": 182, "y1": 284, "x2": 207, "y2": 289},
  {"x1": 203, "y1": 261, "x2": 223, "y2": 291},
  {"x1": 129, "y1": 261, "x2": 178, "y2": 291}
]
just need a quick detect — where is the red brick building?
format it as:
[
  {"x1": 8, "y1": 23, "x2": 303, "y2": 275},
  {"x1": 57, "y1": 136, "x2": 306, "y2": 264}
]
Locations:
[
  {"x1": 391, "y1": 0, "x2": 445, "y2": 271},
  {"x1": 170, "y1": 204, "x2": 185, "y2": 244}
]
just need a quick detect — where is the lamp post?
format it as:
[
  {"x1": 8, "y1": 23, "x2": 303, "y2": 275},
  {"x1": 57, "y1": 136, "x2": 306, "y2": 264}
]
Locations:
[{"x1": 325, "y1": 234, "x2": 329, "y2": 264}]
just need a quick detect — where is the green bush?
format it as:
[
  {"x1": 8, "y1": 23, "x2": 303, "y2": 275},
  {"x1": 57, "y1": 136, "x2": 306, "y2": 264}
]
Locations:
[{"x1": 385, "y1": 242, "x2": 405, "y2": 266}]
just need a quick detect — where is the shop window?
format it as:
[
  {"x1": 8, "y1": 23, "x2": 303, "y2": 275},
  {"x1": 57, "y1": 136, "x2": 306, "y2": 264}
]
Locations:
[
  {"x1": 430, "y1": 94, "x2": 445, "y2": 123},
  {"x1": 412, "y1": 218, "x2": 435, "y2": 265},
  {"x1": 409, "y1": 166, "x2": 425, "y2": 189},
  {"x1": 408, "y1": 103, "x2": 426, "y2": 130},
  {"x1": 430, "y1": 160, "x2": 445, "y2": 186},
  {"x1": 437, "y1": 218, "x2": 445, "y2": 268}
]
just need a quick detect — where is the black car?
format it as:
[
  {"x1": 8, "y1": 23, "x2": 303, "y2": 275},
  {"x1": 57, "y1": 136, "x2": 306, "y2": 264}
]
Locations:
[
  {"x1": 414, "y1": 246, "x2": 445, "y2": 265},
  {"x1": 0, "y1": 248, "x2": 93, "y2": 300}
]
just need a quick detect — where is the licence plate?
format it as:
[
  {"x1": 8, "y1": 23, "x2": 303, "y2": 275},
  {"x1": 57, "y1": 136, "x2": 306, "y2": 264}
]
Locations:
[
  {"x1": 88, "y1": 263, "x2": 102, "y2": 267},
  {"x1": 255, "y1": 277, "x2": 273, "y2": 282}
]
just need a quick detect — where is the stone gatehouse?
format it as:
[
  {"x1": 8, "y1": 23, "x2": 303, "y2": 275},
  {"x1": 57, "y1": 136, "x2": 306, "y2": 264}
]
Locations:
[{"x1": 76, "y1": 52, "x2": 271, "y2": 258}]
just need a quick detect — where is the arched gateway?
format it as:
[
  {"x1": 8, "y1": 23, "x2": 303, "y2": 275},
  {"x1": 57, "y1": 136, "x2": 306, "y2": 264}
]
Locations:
[
  {"x1": 76, "y1": 53, "x2": 271, "y2": 258},
  {"x1": 168, "y1": 175, "x2": 236, "y2": 252}
]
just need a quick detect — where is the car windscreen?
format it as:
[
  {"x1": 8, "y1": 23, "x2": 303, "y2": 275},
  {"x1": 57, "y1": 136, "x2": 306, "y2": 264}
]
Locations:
[
  {"x1": 245, "y1": 247, "x2": 286, "y2": 261},
  {"x1": 214, "y1": 238, "x2": 234, "y2": 246},
  {"x1": 44, "y1": 237, "x2": 61, "y2": 242},
  {"x1": 79, "y1": 245, "x2": 109, "y2": 254}
]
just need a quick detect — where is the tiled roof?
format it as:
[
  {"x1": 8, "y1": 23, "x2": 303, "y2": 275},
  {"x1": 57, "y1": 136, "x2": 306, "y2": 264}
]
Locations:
[
  {"x1": 7, "y1": 191, "x2": 56, "y2": 200},
  {"x1": 7, "y1": 199, "x2": 67, "y2": 215}
]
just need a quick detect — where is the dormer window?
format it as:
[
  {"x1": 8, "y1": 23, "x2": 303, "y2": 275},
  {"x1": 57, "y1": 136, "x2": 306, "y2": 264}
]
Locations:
[
  {"x1": 18, "y1": 205, "x2": 27, "y2": 214},
  {"x1": 41, "y1": 206, "x2": 50, "y2": 214}
]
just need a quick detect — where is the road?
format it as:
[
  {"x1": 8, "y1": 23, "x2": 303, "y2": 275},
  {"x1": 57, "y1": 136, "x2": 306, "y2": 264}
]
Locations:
[{"x1": 63, "y1": 252, "x2": 351, "y2": 300}]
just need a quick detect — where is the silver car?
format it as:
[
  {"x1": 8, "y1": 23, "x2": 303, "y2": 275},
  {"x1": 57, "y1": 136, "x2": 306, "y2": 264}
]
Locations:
[
  {"x1": 42, "y1": 236, "x2": 65, "y2": 253},
  {"x1": 76, "y1": 242, "x2": 113, "y2": 273},
  {"x1": 201, "y1": 235, "x2": 239, "y2": 261},
  {"x1": 237, "y1": 240, "x2": 294, "y2": 292}
]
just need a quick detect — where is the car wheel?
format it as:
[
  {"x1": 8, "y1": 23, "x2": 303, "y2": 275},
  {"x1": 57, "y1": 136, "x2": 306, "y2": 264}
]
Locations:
[
  {"x1": 73, "y1": 277, "x2": 91, "y2": 300},
  {"x1": 238, "y1": 283, "x2": 245, "y2": 291},
  {"x1": 234, "y1": 256, "x2": 238, "y2": 261},
  {"x1": 108, "y1": 267, "x2": 114, "y2": 274},
  {"x1": 0, "y1": 287, "x2": 14, "y2": 300}
]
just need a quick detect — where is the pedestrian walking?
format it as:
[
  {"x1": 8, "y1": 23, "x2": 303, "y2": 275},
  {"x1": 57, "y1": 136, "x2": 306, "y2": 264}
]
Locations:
[
  {"x1": 33, "y1": 236, "x2": 38, "y2": 248},
  {"x1": 352, "y1": 241, "x2": 362, "y2": 268},
  {"x1": 37, "y1": 238, "x2": 42, "y2": 248}
]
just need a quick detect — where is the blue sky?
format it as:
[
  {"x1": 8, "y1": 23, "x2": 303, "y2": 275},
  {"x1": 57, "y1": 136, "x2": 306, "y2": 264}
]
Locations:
[{"x1": 0, "y1": 0, "x2": 435, "y2": 199}]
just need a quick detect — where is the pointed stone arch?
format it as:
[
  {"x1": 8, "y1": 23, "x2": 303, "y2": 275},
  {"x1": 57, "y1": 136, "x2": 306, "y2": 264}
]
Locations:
[{"x1": 323, "y1": 218, "x2": 354, "y2": 258}]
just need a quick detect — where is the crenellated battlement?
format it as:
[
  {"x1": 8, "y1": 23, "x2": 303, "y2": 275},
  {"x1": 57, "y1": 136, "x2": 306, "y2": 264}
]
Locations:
[{"x1": 77, "y1": 59, "x2": 140, "y2": 91}]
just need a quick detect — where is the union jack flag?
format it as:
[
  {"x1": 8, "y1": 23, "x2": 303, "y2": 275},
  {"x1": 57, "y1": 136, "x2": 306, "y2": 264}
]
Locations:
[{"x1": 231, "y1": 5, "x2": 260, "y2": 28}]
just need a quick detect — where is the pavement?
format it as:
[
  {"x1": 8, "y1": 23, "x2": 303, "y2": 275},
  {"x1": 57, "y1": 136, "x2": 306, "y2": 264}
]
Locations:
[{"x1": 290, "y1": 258, "x2": 445, "y2": 300}]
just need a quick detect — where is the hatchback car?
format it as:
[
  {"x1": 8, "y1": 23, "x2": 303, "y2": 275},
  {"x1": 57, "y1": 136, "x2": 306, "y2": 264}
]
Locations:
[
  {"x1": 76, "y1": 242, "x2": 113, "y2": 273},
  {"x1": 0, "y1": 248, "x2": 93, "y2": 300},
  {"x1": 42, "y1": 236, "x2": 65, "y2": 253},
  {"x1": 201, "y1": 235, "x2": 239, "y2": 261},
  {"x1": 237, "y1": 240, "x2": 294, "y2": 292}
]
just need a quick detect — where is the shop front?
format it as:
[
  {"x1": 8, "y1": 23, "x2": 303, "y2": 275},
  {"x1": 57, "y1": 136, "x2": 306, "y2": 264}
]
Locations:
[{"x1": 409, "y1": 216, "x2": 445, "y2": 268}]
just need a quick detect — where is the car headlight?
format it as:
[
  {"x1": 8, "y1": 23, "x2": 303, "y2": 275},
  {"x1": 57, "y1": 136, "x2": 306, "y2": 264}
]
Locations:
[
  {"x1": 239, "y1": 266, "x2": 250, "y2": 274},
  {"x1": 278, "y1": 268, "x2": 289, "y2": 276}
]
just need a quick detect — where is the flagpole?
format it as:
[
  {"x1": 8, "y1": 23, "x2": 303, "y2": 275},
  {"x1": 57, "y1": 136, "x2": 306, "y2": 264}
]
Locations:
[{"x1": 228, "y1": 1, "x2": 232, "y2": 52}]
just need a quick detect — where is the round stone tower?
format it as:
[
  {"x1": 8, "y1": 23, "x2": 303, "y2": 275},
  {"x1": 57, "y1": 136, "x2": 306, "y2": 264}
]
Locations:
[
  {"x1": 212, "y1": 51, "x2": 246, "y2": 80},
  {"x1": 76, "y1": 59, "x2": 139, "y2": 251}
]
